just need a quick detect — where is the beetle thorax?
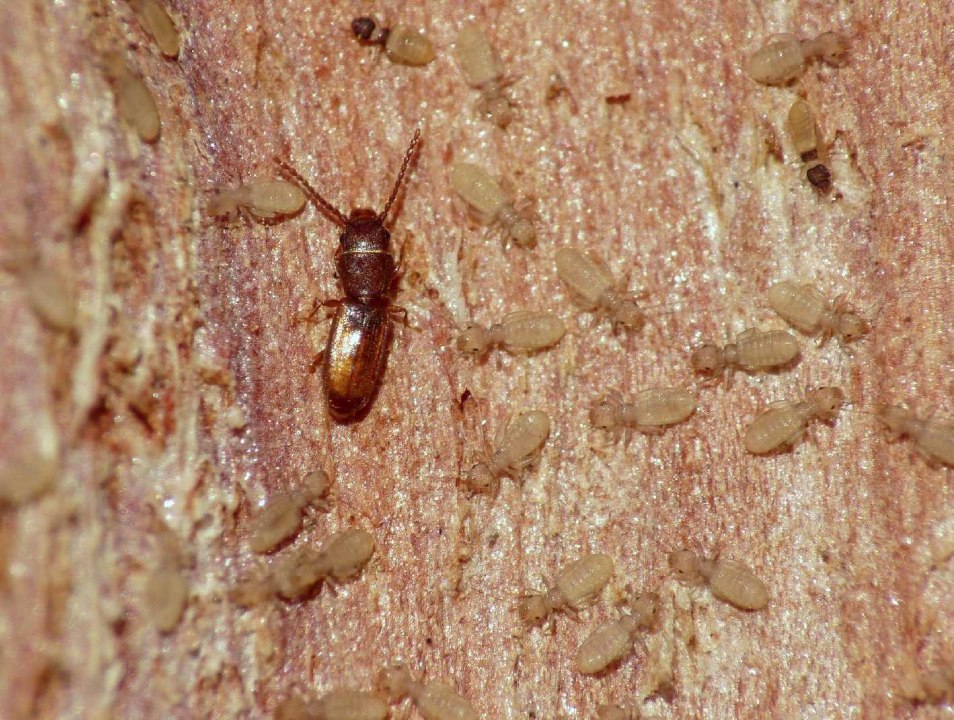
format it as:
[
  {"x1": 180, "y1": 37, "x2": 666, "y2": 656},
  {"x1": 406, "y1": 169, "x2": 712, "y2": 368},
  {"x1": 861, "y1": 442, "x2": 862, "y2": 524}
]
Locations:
[
  {"x1": 340, "y1": 209, "x2": 391, "y2": 253},
  {"x1": 336, "y1": 209, "x2": 395, "y2": 302}
]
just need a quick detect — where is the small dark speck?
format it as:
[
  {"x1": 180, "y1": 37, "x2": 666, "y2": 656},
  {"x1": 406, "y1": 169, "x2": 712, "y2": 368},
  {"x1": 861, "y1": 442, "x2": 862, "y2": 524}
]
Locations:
[
  {"x1": 651, "y1": 681, "x2": 677, "y2": 704},
  {"x1": 112, "y1": 614, "x2": 129, "y2": 636}
]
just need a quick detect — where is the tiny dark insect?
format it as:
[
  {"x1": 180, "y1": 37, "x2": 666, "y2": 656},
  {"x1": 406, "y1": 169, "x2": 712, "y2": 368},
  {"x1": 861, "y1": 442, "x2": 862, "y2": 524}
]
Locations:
[
  {"x1": 351, "y1": 16, "x2": 381, "y2": 44},
  {"x1": 276, "y1": 129, "x2": 421, "y2": 421},
  {"x1": 350, "y1": 16, "x2": 435, "y2": 66}
]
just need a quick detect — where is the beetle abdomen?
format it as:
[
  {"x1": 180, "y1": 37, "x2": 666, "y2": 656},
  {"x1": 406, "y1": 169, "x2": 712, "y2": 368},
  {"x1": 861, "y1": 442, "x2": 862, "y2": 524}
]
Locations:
[{"x1": 323, "y1": 301, "x2": 391, "y2": 419}]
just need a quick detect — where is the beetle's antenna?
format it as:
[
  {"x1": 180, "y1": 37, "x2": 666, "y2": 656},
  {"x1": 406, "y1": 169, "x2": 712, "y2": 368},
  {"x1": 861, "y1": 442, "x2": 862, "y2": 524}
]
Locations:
[
  {"x1": 274, "y1": 157, "x2": 348, "y2": 227},
  {"x1": 381, "y1": 128, "x2": 421, "y2": 222}
]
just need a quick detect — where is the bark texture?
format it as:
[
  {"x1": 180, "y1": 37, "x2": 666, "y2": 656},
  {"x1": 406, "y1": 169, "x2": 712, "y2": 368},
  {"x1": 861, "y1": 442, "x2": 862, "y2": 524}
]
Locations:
[{"x1": 1, "y1": 1, "x2": 952, "y2": 718}]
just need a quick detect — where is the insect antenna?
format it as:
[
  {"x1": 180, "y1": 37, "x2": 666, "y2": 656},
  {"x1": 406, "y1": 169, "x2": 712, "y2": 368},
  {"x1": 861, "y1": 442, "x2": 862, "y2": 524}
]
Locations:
[
  {"x1": 273, "y1": 157, "x2": 348, "y2": 227},
  {"x1": 381, "y1": 128, "x2": 422, "y2": 222}
]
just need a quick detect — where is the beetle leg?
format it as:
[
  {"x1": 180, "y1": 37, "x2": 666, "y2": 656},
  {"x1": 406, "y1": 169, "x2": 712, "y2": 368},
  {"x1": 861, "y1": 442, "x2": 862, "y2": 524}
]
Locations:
[
  {"x1": 296, "y1": 297, "x2": 342, "y2": 325},
  {"x1": 389, "y1": 304, "x2": 423, "y2": 333},
  {"x1": 394, "y1": 236, "x2": 408, "y2": 278},
  {"x1": 388, "y1": 304, "x2": 409, "y2": 325},
  {"x1": 308, "y1": 349, "x2": 325, "y2": 374}
]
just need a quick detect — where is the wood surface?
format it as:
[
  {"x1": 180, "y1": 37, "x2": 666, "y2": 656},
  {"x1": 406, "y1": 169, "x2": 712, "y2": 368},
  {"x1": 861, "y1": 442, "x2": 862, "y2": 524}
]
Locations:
[{"x1": 1, "y1": 1, "x2": 952, "y2": 718}]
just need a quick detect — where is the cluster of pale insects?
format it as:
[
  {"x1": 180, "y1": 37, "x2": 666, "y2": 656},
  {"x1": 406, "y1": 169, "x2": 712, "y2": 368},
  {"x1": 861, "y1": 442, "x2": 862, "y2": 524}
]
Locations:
[
  {"x1": 522, "y1": 550, "x2": 769, "y2": 679},
  {"x1": 747, "y1": 31, "x2": 848, "y2": 191},
  {"x1": 97, "y1": 0, "x2": 178, "y2": 144},
  {"x1": 9, "y1": 6, "x2": 949, "y2": 718},
  {"x1": 266, "y1": 549, "x2": 770, "y2": 719},
  {"x1": 273, "y1": 664, "x2": 481, "y2": 720}
]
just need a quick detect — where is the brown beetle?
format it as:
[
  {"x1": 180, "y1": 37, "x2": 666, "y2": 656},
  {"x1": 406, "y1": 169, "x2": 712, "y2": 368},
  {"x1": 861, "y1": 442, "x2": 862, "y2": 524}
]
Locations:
[{"x1": 276, "y1": 129, "x2": 421, "y2": 421}]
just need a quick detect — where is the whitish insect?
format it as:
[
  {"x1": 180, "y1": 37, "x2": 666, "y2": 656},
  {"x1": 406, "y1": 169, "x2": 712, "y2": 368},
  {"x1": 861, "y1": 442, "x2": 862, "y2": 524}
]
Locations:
[
  {"x1": 575, "y1": 593, "x2": 660, "y2": 674},
  {"x1": 787, "y1": 99, "x2": 831, "y2": 190},
  {"x1": 230, "y1": 573, "x2": 277, "y2": 608},
  {"x1": 0, "y1": 449, "x2": 59, "y2": 506},
  {"x1": 454, "y1": 23, "x2": 514, "y2": 127},
  {"x1": 102, "y1": 52, "x2": 160, "y2": 143},
  {"x1": 596, "y1": 705, "x2": 636, "y2": 720},
  {"x1": 743, "y1": 386, "x2": 844, "y2": 454},
  {"x1": 879, "y1": 405, "x2": 954, "y2": 467},
  {"x1": 457, "y1": 311, "x2": 564, "y2": 358},
  {"x1": 899, "y1": 663, "x2": 954, "y2": 705},
  {"x1": 313, "y1": 689, "x2": 389, "y2": 720},
  {"x1": 316, "y1": 527, "x2": 375, "y2": 580},
  {"x1": 27, "y1": 271, "x2": 75, "y2": 331},
  {"x1": 248, "y1": 470, "x2": 334, "y2": 554},
  {"x1": 208, "y1": 179, "x2": 306, "y2": 222},
  {"x1": 466, "y1": 410, "x2": 551, "y2": 494},
  {"x1": 767, "y1": 281, "x2": 869, "y2": 344},
  {"x1": 518, "y1": 553, "x2": 615, "y2": 624},
  {"x1": 380, "y1": 664, "x2": 478, "y2": 720},
  {"x1": 450, "y1": 162, "x2": 536, "y2": 246},
  {"x1": 690, "y1": 329, "x2": 800, "y2": 380},
  {"x1": 274, "y1": 528, "x2": 375, "y2": 600},
  {"x1": 272, "y1": 547, "x2": 333, "y2": 601},
  {"x1": 130, "y1": 0, "x2": 180, "y2": 58},
  {"x1": 3, "y1": 250, "x2": 77, "y2": 332},
  {"x1": 351, "y1": 17, "x2": 436, "y2": 67},
  {"x1": 555, "y1": 248, "x2": 646, "y2": 330},
  {"x1": 591, "y1": 387, "x2": 697, "y2": 435},
  {"x1": 746, "y1": 31, "x2": 848, "y2": 85},
  {"x1": 669, "y1": 549, "x2": 769, "y2": 610},
  {"x1": 274, "y1": 691, "x2": 317, "y2": 720},
  {"x1": 144, "y1": 565, "x2": 189, "y2": 632}
]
